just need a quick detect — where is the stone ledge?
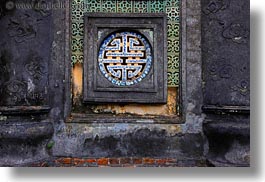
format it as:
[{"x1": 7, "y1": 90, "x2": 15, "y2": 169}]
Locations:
[
  {"x1": 0, "y1": 121, "x2": 54, "y2": 140},
  {"x1": 0, "y1": 106, "x2": 51, "y2": 115},
  {"x1": 68, "y1": 113, "x2": 183, "y2": 124},
  {"x1": 204, "y1": 122, "x2": 250, "y2": 137}
]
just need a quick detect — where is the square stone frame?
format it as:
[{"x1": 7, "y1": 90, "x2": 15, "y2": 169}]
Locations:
[
  {"x1": 62, "y1": 0, "x2": 203, "y2": 124},
  {"x1": 83, "y1": 13, "x2": 168, "y2": 104}
]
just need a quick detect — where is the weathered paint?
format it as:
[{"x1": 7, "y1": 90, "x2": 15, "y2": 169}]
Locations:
[
  {"x1": 72, "y1": 63, "x2": 83, "y2": 106},
  {"x1": 72, "y1": 63, "x2": 178, "y2": 116}
]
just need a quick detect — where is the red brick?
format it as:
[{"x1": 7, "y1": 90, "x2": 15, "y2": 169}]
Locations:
[
  {"x1": 166, "y1": 158, "x2": 177, "y2": 164},
  {"x1": 97, "y1": 158, "x2": 109, "y2": 165},
  {"x1": 143, "y1": 158, "x2": 155, "y2": 165},
  {"x1": 120, "y1": 158, "x2": 132, "y2": 164},
  {"x1": 132, "y1": 158, "x2": 143, "y2": 165},
  {"x1": 86, "y1": 159, "x2": 97, "y2": 163},
  {"x1": 55, "y1": 158, "x2": 72, "y2": 165},
  {"x1": 73, "y1": 158, "x2": 85, "y2": 166},
  {"x1": 31, "y1": 162, "x2": 49, "y2": 167},
  {"x1": 109, "y1": 158, "x2": 120, "y2": 165},
  {"x1": 156, "y1": 159, "x2": 167, "y2": 165},
  {"x1": 51, "y1": 157, "x2": 180, "y2": 167},
  {"x1": 54, "y1": 158, "x2": 63, "y2": 164}
]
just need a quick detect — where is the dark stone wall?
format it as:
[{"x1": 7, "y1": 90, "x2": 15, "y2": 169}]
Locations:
[
  {"x1": 201, "y1": 0, "x2": 250, "y2": 167},
  {"x1": 0, "y1": 0, "x2": 52, "y2": 106},
  {"x1": 0, "y1": 0, "x2": 55, "y2": 165},
  {"x1": 202, "y1": 0, "x2": 250, "y2": 106}
]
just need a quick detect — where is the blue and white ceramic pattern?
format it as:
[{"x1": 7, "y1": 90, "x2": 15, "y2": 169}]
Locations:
[{"x1": 98, "y1": 31, "x2": 152, "y2": 86}]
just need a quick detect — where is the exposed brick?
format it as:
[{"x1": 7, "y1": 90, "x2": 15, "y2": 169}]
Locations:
[
  {"x1": 97, "y1": 158, "x2": 108, "y2": 166},
  {"x1": 166, "y1": 158, "x2": 177, "y2": 164},
  {"x1": 132, "y1": 158, "x2": 143, "y2": 165},
  {"x1": 55, "y1": 158, "x2": 72, "y2": 165},
  {"x1": 31, "y1": 162, "x2": 49, "y2": 167},
  {"x1": 109, "y1": 158, "x2": 120, "y2": 165},
  {"x1": 156, "y1": 159, "x2": 167, "y2": 165},
  {"x1": 54, "y1": 158, "x2": 62, "y2": 164},
  {"x1": 86, "y1": 159, "x2": 96, "y2": 163},
  {"x1": 26, "y1": 157, "x2": 206, "y2": 167},
  {"x1": 73, "y1": 158, "x2": 85, "y2": 166},
  {"x1": 120, "y1": 158, "x2": 132, "y2": 165},
  {"x1": 143, "y1": 158, "x2": 155, "y2": 165}
]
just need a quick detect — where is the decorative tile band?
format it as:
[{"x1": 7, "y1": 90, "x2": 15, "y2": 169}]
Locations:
[{"x1": 71, "y1": 0, "x2": 180, "y2": 87}]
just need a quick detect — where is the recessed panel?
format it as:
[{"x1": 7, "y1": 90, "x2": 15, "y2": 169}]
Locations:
[{"x1": 83, "y1": 13, "x2": 167, "y2": 103}]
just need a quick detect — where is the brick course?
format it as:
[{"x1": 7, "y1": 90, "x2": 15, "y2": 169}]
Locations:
[{"x1": 28, "y1": 157, "x2": 208, "y2": 167}]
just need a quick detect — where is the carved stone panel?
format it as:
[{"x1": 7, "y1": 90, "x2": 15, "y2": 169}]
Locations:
[
  {"x1": 201, "y1": 0, "x2": 250, "y2": 106},
  {"x1": 0, "y1": 0, "x2": 52, "y2": 107},
  {"x1": 83, "y1": 13, "x2": 167, "y2": 103}
]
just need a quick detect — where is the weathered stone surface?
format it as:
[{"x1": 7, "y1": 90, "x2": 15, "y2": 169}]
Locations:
[
  {"x1": 202, "y1": 0, "x2": 250, "y2": 106},
  {"x1": 0, "y1": 0, "x2": 52, "y2": 107},
  {"x1": 0, "y1": 121, "x2": 54, "y2": 166},
  {"x1": 52, "y1": 123, "x2": 205, "y2": 159},
  {"x1": 0, "y1": 121, "x2": 53, "y2": 140},
  {"x1": 204, "y1": 119, "x2": 250, "y2": 167},
  {"x1": 201, "y1": 0, "x2": 250, "y2": 167}
]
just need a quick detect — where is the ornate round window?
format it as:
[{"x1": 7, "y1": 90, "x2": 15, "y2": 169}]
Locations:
[{"x1": 98, "y1": 31, "x2": 152, "y2": 86}]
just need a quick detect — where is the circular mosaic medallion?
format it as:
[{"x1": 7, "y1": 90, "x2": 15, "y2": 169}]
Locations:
[{"x1": 98, "y1": 31, "x2": 152, "y2": 86}]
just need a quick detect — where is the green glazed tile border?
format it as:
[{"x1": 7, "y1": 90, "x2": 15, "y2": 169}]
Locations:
[{"x1": 71, "y1": 0, "x2": 180, "y2": 87}]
